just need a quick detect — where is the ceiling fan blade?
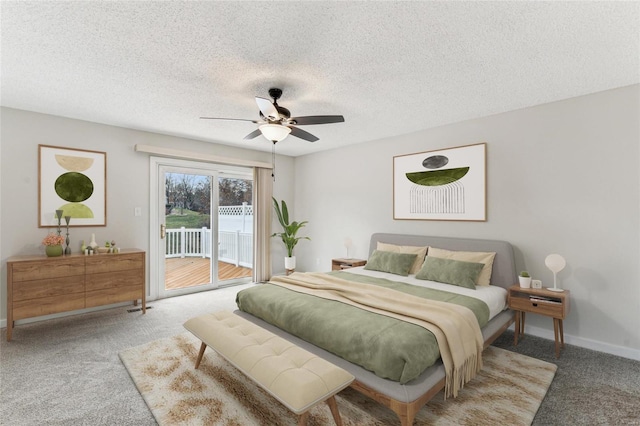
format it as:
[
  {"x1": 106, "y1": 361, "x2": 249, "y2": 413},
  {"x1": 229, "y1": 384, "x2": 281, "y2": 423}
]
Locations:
[
  {"x1": 243, "y1": 129, "x2": 262, "y2": 140},
  {"x1": 200, "y1": 117, "x2": 258, "y2": 123},
  {"x1": 288, "y1": 126, "x2": 319, "y2": 142},
  {"x1": 255, "y1": 97, "x2": 279, "y2": 120},
  {"x1": 290, "y1": 115, "x2": 345, "y2": 125}
]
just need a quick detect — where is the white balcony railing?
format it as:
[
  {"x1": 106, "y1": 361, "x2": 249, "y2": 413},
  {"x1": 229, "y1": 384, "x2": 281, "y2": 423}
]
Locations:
[{"x1": 165, "y1": 227, "x2": 253, "y2": 268}]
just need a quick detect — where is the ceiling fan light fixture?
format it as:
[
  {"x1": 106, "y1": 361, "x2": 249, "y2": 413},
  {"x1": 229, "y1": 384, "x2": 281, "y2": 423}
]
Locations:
[{"x1": 259, "y1": 123, "x2": 291, "y2": 143}]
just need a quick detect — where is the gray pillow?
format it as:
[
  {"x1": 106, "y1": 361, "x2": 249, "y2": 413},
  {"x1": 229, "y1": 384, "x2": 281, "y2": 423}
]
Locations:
[
  {"x1": 415, "y1": 256, "x2": 484, "y2": 289},
  {"x1": 364, "y1": 250, "x2": 418, "y2": 276}
]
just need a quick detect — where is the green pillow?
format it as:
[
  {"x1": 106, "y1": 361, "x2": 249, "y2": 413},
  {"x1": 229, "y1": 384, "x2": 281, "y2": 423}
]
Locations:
[
  {"x1": 364, "y1": 250, "x2": 418, "y2": 276},
  {"x1": 415, "y1": 256, "x2": 484, "y2": 289}
]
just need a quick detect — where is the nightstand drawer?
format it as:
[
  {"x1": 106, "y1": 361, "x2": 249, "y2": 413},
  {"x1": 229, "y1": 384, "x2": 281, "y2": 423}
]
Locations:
[{"x1": 509, "y1": 296, "x2": 564, "y2": 318}]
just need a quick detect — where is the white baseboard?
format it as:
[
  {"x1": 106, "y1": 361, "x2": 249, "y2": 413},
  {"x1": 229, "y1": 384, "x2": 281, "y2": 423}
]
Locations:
[{"x1": 512, "y1": 323, "x2": 640, "y2": 361}]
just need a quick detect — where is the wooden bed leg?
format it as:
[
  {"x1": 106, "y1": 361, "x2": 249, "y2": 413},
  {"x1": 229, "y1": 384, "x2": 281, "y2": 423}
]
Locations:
[
  {"x1": 195, "y1": 342, "x2": 207, "y2": 369},
  {"x1": 397, "y1": 408, "x2": 416, "y2": 426}
]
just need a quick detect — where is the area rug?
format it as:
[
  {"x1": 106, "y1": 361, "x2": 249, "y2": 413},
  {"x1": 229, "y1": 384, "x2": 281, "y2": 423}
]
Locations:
[{"x1": 119, "y1": 333, "x2": 557, "y2": 425}]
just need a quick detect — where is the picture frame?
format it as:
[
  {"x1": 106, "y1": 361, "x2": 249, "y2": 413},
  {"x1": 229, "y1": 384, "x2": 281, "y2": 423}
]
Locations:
[
  {"x1": 38, "y1": 145, "x2": 107, "y2": 227},
  {"x1": 393, "y1": 143, "x2": 486, "y2": 221}
]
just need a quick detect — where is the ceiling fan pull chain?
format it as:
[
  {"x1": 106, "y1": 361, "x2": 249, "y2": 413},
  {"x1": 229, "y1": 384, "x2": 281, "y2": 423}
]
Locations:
[{"x1": 272, "y1": 141, "x2": 276, "y2": 181}]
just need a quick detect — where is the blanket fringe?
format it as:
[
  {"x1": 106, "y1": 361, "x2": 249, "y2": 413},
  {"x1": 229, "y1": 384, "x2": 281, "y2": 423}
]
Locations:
[{"x1": 444, "y1": 352, "x2": 483, "y2": 399}]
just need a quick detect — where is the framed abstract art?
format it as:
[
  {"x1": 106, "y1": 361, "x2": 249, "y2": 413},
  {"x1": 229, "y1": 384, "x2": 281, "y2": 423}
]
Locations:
[
  {"x1": 38, "y1": 145, "x2": 107, "y2": 227},
  {"x1": 393, "y1": 143, "x2": 486, "y2": 221}
]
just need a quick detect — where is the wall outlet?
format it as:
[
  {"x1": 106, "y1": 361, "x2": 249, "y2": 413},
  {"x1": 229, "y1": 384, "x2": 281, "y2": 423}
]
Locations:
[{"x1": 134, "y1": 207, "x2": 142, "y2": 217}]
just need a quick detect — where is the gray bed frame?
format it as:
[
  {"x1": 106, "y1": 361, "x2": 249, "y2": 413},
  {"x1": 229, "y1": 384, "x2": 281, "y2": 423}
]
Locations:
[{"x1": 236, "y1": 233, "x2": 516, "y2": 425}]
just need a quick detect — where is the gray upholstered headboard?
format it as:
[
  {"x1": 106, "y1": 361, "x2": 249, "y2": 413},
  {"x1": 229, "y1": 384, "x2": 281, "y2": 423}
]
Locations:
[{"x1": 369, "y1": 233, "x2": 516, "y2": 290}]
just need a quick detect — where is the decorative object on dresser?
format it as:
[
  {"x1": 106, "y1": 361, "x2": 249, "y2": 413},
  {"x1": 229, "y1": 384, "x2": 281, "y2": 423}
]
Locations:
[
  {"x1": 64, "y1": 215, "x2": 72, "y2": 254},
  {"x1": 331, "y1": 258, "x2": 367, "y2": 271},
  {"x1": 55, "y1": 209, "x2": 63, "y2": 235},
  {"x1": 271, "y1": 197, "x2": 309, "y2": 273},
  {"x1": 508, "y1": 284, "x2": 570, "y2": 358},
  {"x1": 545, "y1": 253, "x2": 566, "y2": 292},
  {"x1": 38, "y1": 144, "x2": 107, "y2": 227},
  {"x1": 5, "y1": 249, "x2": 146, "y2": 341},
  {"x1": 393, "y1": 143, "x2": 487, "y2": 221},
  {"x1": 88, "y1": 233, "x2": 98, "y2": 250},
  {"x1": 42, "y1": 233, "x2": 65, "y2": 257},
  {"x1": 518, "y1": 270, "x2": 531, "y2": 288}
]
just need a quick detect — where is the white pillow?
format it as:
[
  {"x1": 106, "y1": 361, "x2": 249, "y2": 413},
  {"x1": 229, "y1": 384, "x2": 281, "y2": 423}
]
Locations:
[
  {"x1": 377, "y1": 242, "x2": 428, "y2": 275},
  {"x1": 427, "y1": 246, "x2": 496, "y2": 286}
]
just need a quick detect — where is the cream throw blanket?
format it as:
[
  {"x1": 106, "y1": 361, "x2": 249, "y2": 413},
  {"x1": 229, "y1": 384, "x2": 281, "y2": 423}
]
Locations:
[{"x1": 270, "y1": 272, "x2": 484, "y2": 398}]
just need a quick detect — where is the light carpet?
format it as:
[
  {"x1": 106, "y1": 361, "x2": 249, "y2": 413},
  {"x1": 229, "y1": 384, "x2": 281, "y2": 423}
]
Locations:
[{"x1": 120, "y1": 332, "x2": 557, "y2": 425}]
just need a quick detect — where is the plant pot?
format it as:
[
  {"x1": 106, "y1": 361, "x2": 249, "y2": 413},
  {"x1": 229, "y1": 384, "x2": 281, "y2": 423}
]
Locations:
[
  {"x1": 284, "y1": 256, "x2": 296, "y2": 271},
  {"x1": 46, "y1": 245, "x2": 63, "y2": 257},
  {"x1": 519, "y1": 276, "x2": 532, "y2": 288}
]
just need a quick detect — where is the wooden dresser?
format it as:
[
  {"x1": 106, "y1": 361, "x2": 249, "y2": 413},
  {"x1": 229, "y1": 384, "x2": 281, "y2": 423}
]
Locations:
[{"x1": 6, "y1": 249, "x2": 145, "y2": 341}]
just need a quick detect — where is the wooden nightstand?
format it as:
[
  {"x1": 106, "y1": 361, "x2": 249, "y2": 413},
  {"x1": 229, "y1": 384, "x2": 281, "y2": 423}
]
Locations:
[
  {"x1": 331, "y1": 258, "x2": 367, "y2": 271},
  {"x1": 508, "y1": 285, "x2": 570, "y2": 358}
]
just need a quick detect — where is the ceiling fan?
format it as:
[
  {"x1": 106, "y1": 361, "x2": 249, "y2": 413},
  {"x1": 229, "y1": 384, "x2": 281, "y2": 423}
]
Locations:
[{"x1": 200, "y1": 88, "x2": 345, "y2": 143}]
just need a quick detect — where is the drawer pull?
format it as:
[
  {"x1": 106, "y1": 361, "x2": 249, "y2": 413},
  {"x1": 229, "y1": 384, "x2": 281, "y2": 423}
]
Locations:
[{"x1": 532, "y1": 303, "x2": 538, "y2": 307}]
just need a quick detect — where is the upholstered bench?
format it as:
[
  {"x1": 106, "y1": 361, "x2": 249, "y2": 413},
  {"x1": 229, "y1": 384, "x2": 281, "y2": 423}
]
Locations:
[{"x1": 183, "y1": 311, "x2": 355, "y2": 426}]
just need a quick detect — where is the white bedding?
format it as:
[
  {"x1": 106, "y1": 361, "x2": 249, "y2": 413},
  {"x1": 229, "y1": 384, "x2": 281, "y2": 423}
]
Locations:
[{"x1": 343, "y1": 266, "x2": 508, "y2": 320}]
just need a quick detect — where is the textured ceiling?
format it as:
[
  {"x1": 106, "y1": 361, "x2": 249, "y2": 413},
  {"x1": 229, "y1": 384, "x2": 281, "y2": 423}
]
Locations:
[{"x1": 1, "y1": 1, "x2": 638, "y2": 157}]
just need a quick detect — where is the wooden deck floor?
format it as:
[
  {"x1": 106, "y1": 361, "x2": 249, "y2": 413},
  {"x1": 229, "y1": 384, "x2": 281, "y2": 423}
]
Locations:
[{"x1": 165, "y1": 257, "x2": 252, "y2": 290}]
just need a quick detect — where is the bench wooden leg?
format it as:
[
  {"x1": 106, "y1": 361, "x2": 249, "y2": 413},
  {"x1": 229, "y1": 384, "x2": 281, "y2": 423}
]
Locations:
[
  {"x1": 326, "y1": 395, "x2": 343, "y2": 426},
  {"x1": 195, "y1": 342, "x2": 207, "y2": 369},
  {"x1": 297, "y1": 396, "x2": 342, "y2": 426},
  {"x1": 297, "y1": 412, "x2": 309, "y2": 426}
]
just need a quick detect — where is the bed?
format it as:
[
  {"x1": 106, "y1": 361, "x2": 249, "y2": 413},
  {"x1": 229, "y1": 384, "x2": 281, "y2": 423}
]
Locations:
[{"x1": 235, "y1": 233, "x2": 516, "y2": 425}]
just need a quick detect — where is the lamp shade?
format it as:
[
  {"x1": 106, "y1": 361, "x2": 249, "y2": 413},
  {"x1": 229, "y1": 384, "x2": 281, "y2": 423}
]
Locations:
[
  {"x1": 545, "y1": 254, "x2": 566, "y2": 273},
  {"x1": 259, "y1": 124, "x2": 291, "y2": 142}
]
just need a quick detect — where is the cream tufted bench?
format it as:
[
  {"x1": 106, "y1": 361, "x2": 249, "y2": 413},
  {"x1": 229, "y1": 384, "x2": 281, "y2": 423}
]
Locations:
[{"x1": 183, "y1": 311, "x2": 354, "y2": 426}]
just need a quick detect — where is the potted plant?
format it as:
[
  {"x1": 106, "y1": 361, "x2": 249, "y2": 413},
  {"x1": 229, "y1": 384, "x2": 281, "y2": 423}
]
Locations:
[
  {"x1": 519, "y1": 271, "x2": 532, "y2": 288},
  {"x1": 42, "y1": 233, "x2": 65, "y2": 257},
  {"x1": 272, "y1": 197, "x2": 310, "y2": 271}
]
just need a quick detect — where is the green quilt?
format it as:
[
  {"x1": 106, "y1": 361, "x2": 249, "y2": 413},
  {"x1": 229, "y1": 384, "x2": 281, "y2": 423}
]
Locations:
[{"x1": 236, "y1": 271, "x2": 489, "y2": 384}]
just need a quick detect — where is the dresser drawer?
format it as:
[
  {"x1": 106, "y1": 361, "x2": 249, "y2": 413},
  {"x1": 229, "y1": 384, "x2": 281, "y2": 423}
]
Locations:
[
  {"x1": 10, "y1": 258, "x2": 85, "y2": 282},
  {"x1": 85, "y1": 253, "x2": 144, "y2": 274},
  {"x1": 13, "y1": 292, "x2": 85, "y2": 320},
  {"x1": 86, "y1": 270, "x2": 143, "y2": 292},
  {"x1": 86, "y1": 286, "x2": 142, "y2": 308},
  {"x1": 12, "y1": 275, "x2": 85, "y2": 302}
]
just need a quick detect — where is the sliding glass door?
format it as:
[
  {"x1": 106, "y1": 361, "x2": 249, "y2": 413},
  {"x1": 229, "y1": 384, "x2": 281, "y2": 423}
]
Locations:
[{"x1": 151, "y1": 158, "x2": 253, "y2": 299}]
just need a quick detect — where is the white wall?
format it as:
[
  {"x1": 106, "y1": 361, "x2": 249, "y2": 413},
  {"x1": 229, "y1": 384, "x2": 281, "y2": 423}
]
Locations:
[
  {"x1": 293, "y1": 85, "x2": 640, "y2": 360},
  {"x1": 0, "y1": 107, "x2": 295, "y2": 323}
]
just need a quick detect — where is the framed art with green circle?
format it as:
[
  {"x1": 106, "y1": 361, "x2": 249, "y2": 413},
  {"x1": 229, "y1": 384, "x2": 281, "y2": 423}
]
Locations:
[{"x1": 38, "y1": 145, "x2": 107, "y2": 227}]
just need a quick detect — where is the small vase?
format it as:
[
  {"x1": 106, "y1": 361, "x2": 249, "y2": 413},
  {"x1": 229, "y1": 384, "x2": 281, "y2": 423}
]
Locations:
[
  {"x1": 89, "y1": 234, "x2": 98, "y2": 250},
  {"x1": 46, "y1": 245, "x2": 64, "y2": 257}
]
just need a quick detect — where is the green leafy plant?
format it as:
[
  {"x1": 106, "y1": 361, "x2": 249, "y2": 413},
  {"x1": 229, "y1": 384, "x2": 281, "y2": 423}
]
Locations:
[
  {"x1": 520, "y1": 271, "x2": 530, "y2": 278},
  {"x1": 272, "y1": 197, "x2": 310, "y2": 257}
]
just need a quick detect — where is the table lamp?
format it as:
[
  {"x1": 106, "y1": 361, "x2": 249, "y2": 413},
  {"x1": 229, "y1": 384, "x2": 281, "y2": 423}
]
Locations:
[{"x1": 545, "y1": 254, "x2": 566, "y2": 292}]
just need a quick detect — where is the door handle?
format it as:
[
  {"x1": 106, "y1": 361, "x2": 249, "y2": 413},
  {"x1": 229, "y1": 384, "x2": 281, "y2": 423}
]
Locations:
[{"x1": 160, "y1": 224, "x2": 166, "y2": 239}]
